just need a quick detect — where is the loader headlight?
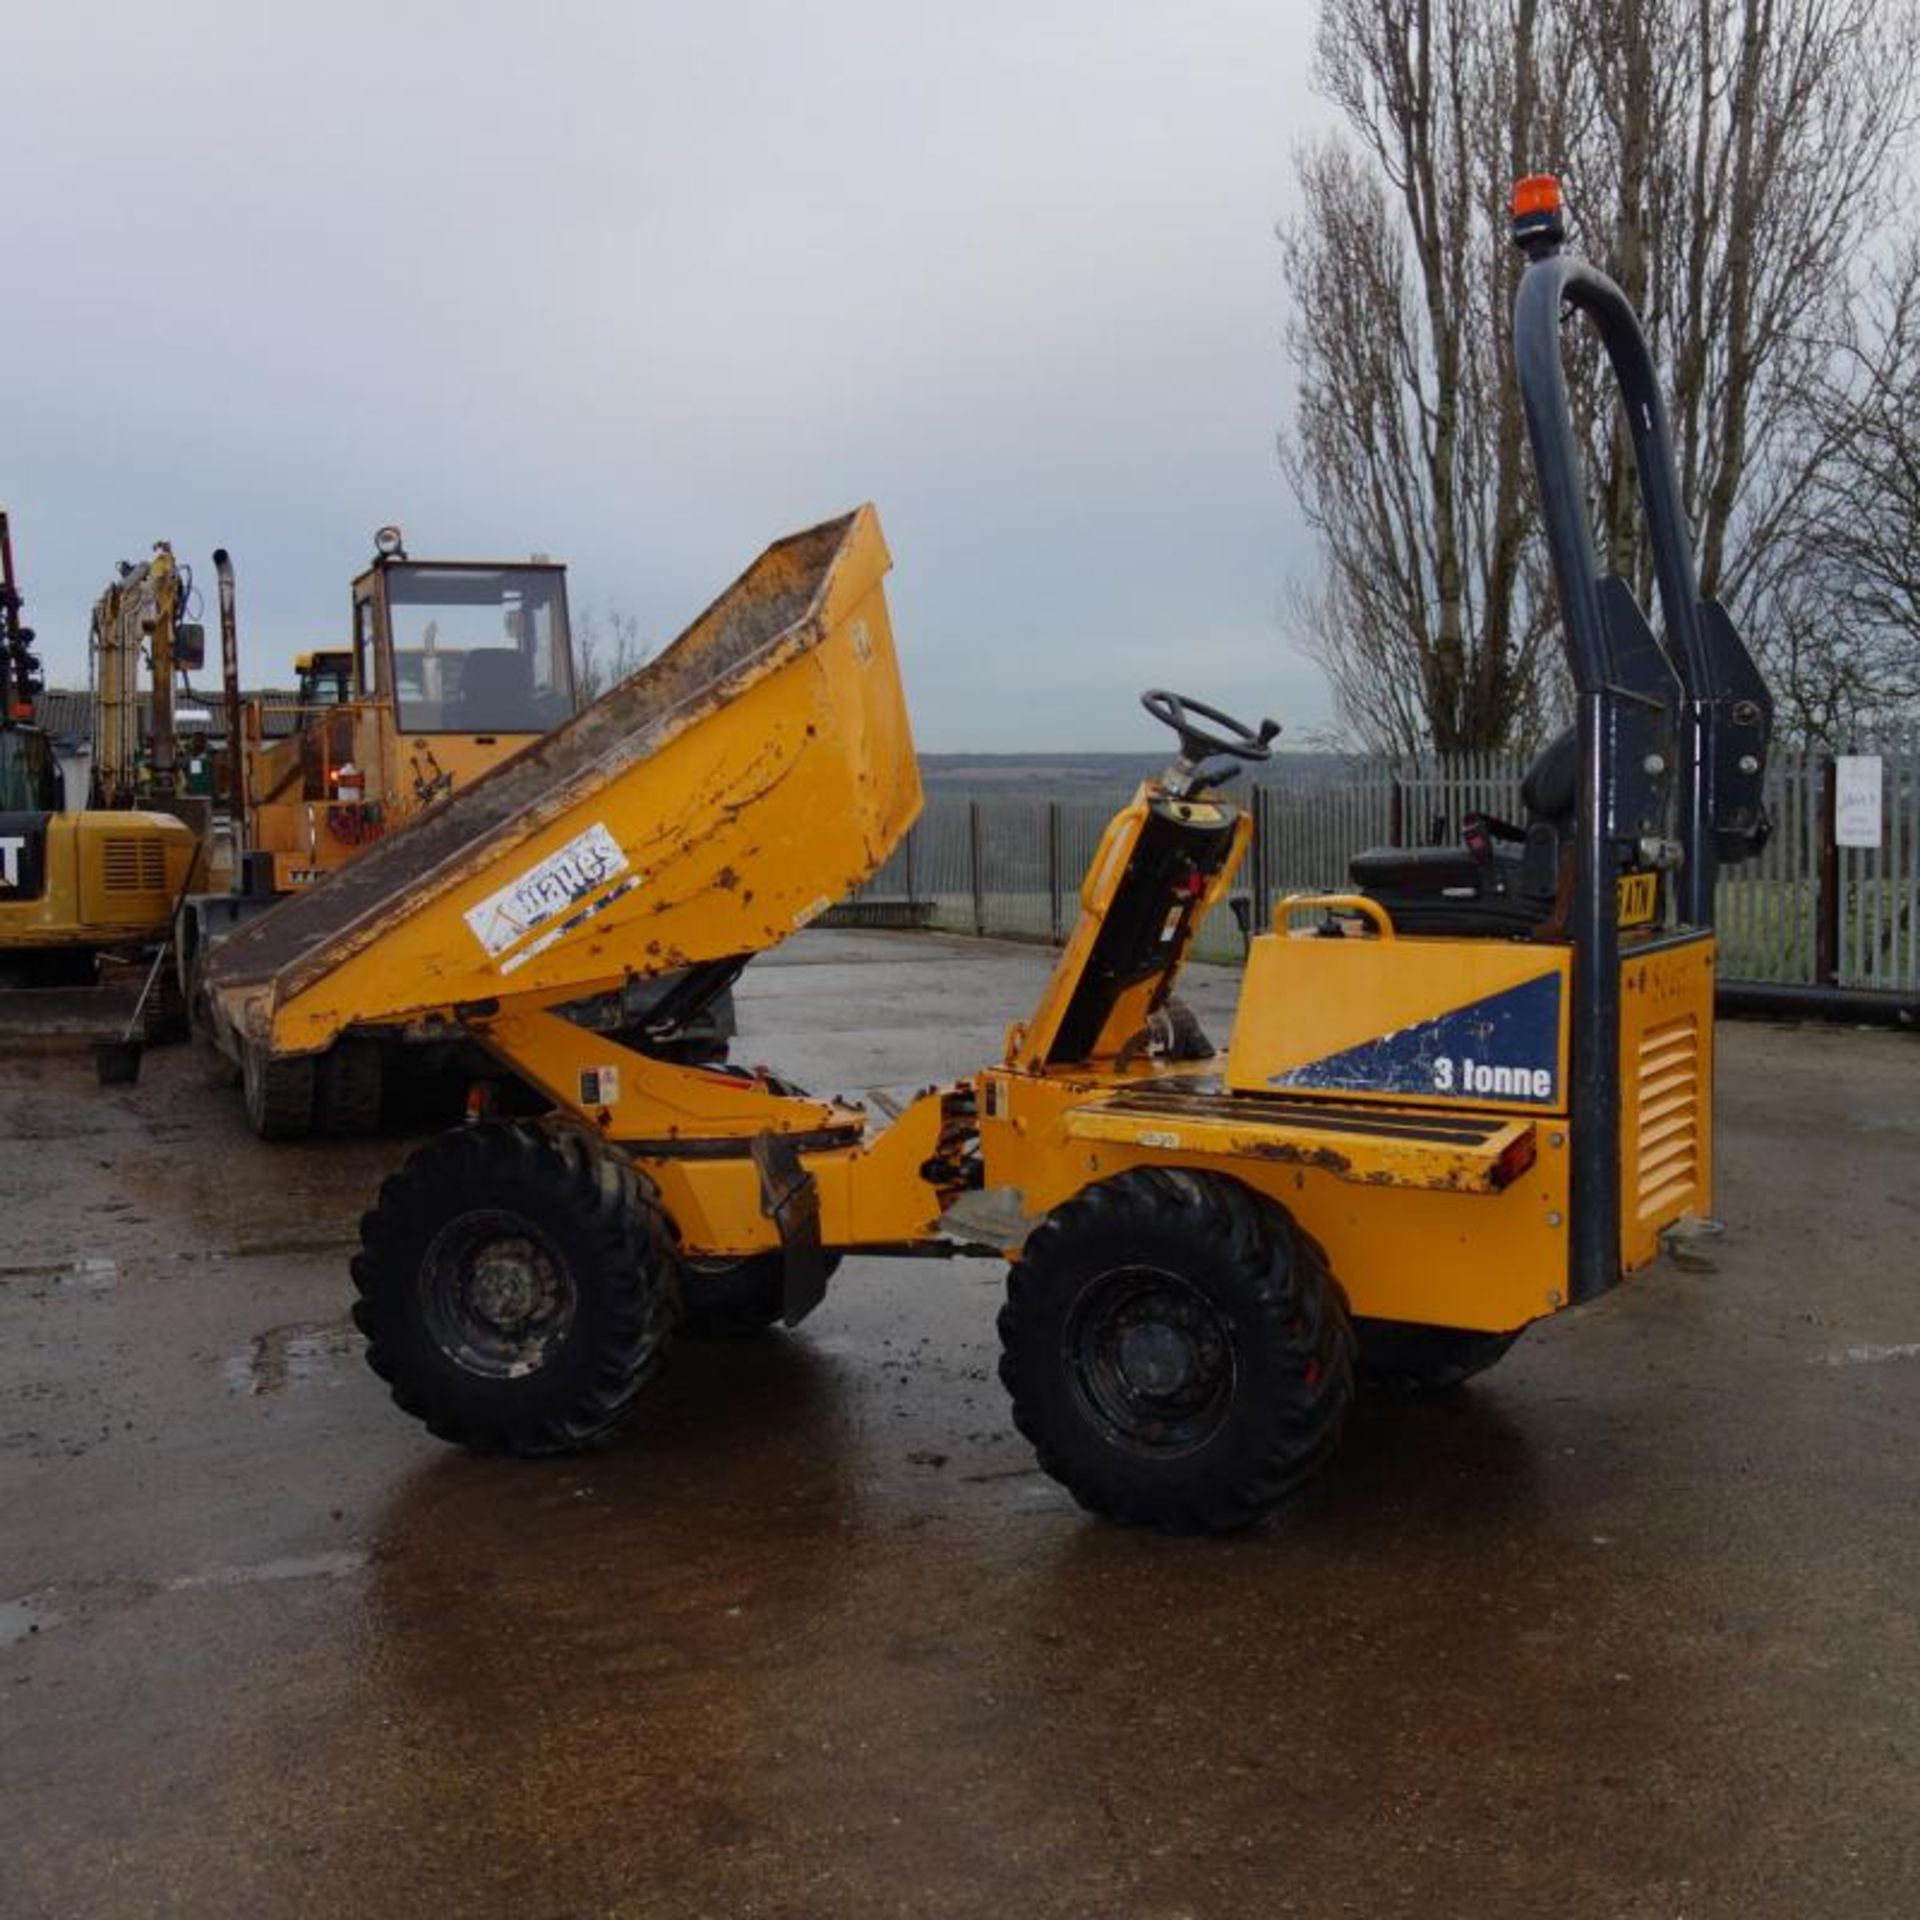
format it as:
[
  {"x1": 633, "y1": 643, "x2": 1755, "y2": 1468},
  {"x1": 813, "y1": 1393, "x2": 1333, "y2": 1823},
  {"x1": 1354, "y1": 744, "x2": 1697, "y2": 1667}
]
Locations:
[{"x1": 374, "y1": 525, "x2": 407, "y2": 560}]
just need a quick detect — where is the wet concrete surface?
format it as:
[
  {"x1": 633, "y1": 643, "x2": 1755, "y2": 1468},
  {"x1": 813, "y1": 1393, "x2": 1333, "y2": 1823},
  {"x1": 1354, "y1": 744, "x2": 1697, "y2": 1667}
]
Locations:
[{"x1": 2, "y1": 929, "x2": 1918, "y2": 1918}]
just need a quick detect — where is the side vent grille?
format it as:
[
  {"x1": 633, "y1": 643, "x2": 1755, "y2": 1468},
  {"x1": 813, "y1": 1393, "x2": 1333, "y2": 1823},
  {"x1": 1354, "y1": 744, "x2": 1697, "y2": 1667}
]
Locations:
[
  {"x1": 102, "y1": 836, "x2": 169, "y2": 894},
  {"x1": 1633, "y1": 1014, "x2": 1700, "y2": 1222}
]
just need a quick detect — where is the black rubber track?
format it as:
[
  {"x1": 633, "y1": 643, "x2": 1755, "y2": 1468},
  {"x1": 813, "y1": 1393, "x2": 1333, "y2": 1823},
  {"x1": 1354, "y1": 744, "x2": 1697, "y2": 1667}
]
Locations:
[
  {"x1": 351, "y1": 1121, "x2": 675, "y2": 1454},
  {"x1": 1354, "y1": 1319, "x2": 1522, "y2": 1392},
  {"x1": 314, "y1": 1039, "x2": 384, "y2": 1136},
  {"x1": 998, "y1": 1167, "x2": 1355, "y2": 1534}
]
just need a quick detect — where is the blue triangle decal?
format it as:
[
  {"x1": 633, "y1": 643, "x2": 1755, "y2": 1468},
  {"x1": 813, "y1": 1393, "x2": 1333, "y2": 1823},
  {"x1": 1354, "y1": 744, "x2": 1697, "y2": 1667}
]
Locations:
[{"x1": 1271, "y1": 971, "x2": 1562, "y2": 1105}]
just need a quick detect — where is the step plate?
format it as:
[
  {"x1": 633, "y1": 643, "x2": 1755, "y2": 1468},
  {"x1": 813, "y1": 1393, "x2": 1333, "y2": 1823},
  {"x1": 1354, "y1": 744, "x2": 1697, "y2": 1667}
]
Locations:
[{"x1": 1066, "y1": 1086, "x2": 1536, "y2": 1194}]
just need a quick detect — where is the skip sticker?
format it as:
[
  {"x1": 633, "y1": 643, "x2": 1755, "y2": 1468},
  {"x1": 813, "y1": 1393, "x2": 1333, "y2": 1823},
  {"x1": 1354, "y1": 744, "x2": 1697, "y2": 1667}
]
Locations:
[{"x1": 465, "y1": 822, "x2": 631, "y2": 960}]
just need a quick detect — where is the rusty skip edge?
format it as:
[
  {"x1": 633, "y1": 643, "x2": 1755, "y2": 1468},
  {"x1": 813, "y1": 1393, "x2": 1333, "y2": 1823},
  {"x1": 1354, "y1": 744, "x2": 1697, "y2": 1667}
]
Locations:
[{"x1": 1066, "y1": 1112, "x2": 1527, "y2": 1194}]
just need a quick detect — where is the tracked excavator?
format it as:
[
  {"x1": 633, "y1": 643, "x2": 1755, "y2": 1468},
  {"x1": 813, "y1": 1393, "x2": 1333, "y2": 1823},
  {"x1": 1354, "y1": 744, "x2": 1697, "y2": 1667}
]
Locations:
[{"x1": 0, "y1": 513, "x2": 200, "y2": 1033}]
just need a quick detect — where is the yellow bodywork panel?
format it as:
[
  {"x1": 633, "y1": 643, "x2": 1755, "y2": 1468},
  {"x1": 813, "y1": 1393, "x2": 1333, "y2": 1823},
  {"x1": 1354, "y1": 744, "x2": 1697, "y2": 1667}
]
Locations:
[
  {"x1": 0, "y1": 812, "x2": 199, "y2": 949},
  {"x1": 477, "y1": 998, "x2": 861, "y2": 1141},
  {"x1": 1227, "y1": 926, "x2": 1572, "y2": 1118},
  {"x1": 641, "y1": 1088, "x2": 953, "y2": 1257},
  {"x1": 1618, "y1": 931, "x2": 1715, "y2": 1269},
  {"x1": 977, "y1": 1065, "x2": 1571, "y2": 1333}
]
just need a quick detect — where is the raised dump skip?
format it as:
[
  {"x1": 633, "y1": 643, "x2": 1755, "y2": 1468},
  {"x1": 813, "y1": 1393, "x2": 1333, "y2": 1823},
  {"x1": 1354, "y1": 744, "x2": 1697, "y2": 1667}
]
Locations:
[{"x1": 206, "y1": 506, "x2": 921, "y2": 1055}]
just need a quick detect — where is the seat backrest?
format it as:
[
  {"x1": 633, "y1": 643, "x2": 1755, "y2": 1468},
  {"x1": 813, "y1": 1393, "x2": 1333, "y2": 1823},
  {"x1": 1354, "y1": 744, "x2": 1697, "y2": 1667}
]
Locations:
[
  {"x1": 1521, "y1": 725, "x2": 1577, "y2": 829},
  {"x1": 456, "y1": 649, "x2": 534, "y2": 730}
]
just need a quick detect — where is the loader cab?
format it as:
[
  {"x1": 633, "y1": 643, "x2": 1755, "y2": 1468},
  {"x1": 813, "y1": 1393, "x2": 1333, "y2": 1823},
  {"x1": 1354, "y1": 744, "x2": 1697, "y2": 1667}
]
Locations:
[
  {"x1": 352, "y1": 544, "x2": 578, "y2": 740},
  {"x1": 294, "y1": 651, "x2": 354, "y2": 712}
]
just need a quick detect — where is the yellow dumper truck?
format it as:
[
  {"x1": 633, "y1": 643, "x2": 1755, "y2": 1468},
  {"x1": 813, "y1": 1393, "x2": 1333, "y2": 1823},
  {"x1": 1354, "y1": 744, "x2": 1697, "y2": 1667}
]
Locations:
[{"x1": 207, "y1": 179, "x2": 1772, "y2": 1529}]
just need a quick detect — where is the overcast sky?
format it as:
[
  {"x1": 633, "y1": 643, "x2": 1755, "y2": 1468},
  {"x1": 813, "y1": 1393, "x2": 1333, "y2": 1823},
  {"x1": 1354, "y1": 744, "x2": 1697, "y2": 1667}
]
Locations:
[{"x1": 7, "y1": 0, "x2": 1335, "y2": 751}]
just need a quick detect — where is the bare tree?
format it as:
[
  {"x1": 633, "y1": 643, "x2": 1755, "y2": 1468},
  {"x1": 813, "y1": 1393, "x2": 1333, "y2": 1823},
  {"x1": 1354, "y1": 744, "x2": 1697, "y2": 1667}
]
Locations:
[
  {"x1": 1767, "y1": 239, "x2": 1920, "y2": 740},
  {"x1": 1282, "y1": 0, "x2": 1918, "y2": 753},
  {"x1": 1282, "y1": 0, "x2": 1584, "y2": 753},
  {"x1": 572, "y1": 603, "x2": 649, "y2": 704}
]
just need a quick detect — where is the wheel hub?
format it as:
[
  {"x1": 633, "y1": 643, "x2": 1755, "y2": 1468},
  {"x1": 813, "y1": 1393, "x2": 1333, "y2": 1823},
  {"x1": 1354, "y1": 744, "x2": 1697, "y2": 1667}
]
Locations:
[
  {"x1": 420, "y1": 1212, "x2": 576, "y2": 1379},
  {"x1": 1116, "y1": 1319, "x2": 1202, "y2": 1397},
  {"x1": 468, "y1": 1241, "x2": 548, "y2": 1330},
  {"x1": 1068, "y1": 1268, "x2": 1236, "y2": 1456}
]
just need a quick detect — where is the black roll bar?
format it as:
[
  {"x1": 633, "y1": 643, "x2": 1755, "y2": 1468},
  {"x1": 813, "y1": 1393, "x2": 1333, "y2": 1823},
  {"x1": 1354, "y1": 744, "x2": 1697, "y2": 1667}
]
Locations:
[{"x1": 1509, "y1": 181, "x2": 1771, "y2": 1303}]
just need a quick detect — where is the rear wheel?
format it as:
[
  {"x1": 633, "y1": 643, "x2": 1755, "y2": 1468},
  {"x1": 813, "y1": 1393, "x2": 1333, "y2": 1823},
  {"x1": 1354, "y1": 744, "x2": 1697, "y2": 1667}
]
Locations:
[
  {"x1": 1355, "y1": 1319, "x2": 1521, "y2": 1393},
  {"x1": 676, "y1": 1249, "x2": 844, "y2": 1336},
  {"x1": 998, "y1": 1168, "x2": 1354, "y2": 1533},
  {"x1": 352, "y1": 1121, "x2": 675, "y2": 1454},
  {"x1": 242, "y1": 1042, "x2": 315, "y2": 1140},
  {"x1": 315, "y1": 1039, "x2": 384, "y2": 1135}
]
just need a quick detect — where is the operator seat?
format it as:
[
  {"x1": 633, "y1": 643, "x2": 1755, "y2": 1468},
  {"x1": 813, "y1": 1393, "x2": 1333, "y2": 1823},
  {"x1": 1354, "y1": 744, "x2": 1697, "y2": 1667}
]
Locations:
[
  {"x1": 1347, "y1": 727, "x2": 1576, "y2": 936},
  {"x1": 457, "y1": 649, "x2": 535, "y2": 731}
]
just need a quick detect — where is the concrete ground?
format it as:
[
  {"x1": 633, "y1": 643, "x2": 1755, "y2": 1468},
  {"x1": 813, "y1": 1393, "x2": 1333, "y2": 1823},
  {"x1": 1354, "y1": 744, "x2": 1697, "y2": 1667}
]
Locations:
[{"x1": 2, "y1": 928, "x2": 1918, "y2": 1920}]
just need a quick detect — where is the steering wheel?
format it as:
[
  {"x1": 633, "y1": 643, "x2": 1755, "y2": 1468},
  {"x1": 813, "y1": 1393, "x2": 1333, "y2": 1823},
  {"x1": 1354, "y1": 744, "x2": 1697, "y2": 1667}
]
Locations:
[{"x1": 1141, "y1": 688, "x2": 1279, "y2": 767}]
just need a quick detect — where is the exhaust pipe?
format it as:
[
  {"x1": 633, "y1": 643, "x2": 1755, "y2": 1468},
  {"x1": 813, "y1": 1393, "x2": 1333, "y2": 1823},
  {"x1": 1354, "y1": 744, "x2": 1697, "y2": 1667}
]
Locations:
[{"x1": 213, "y1": 549, "x2": 247, "y2": 849}]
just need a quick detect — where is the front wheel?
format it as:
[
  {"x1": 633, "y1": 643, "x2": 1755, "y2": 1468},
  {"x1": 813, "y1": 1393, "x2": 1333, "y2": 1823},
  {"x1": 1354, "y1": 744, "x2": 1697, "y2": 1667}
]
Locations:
[
  {"x1": 998, "y1": 1168, "x2": 1354, "y2": 1533},
  {"x1": 352, "y1": 1122, "x2": 675, "y2": 1454}
]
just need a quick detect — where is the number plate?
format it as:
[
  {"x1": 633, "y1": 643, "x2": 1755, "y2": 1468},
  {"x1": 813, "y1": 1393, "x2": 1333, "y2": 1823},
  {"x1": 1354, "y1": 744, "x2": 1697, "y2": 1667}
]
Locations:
[{"x1": 1617, "y1": 870, "x2": 1658, "y2": 927}]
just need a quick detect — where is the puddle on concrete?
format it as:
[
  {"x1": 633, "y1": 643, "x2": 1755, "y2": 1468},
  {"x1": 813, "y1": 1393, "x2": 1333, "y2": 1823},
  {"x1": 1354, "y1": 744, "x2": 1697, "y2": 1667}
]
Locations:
[
  {"x1": 172, "y1": 1235, "x2": 358, "y2": 1269},
  {"x1": 1826, "y1": 1341, "x2": 1920, "y2": 1366},
  {"x1": 166, "y1": 1550, "x2": 368, "y2": 1592},
  {"x1": 0, "y1": 1255, "x2": 118, "y2": 1293},
  {"x1": 0, "y1": 1596, "x2": 64, "y2": 1648},
  {"x1": 224, "y1": 1319, "x2": 360, "y2": 1396}
]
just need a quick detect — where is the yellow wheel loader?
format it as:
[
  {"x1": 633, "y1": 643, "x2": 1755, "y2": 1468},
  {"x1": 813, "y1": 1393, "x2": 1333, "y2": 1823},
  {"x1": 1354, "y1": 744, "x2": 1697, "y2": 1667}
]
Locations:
[
  {"x1": 213, "y1": 178, "x2": 1772, "y2": 1529},
  {"x1": 215, "y1": 530, "x2": 578, "y2": 904}
]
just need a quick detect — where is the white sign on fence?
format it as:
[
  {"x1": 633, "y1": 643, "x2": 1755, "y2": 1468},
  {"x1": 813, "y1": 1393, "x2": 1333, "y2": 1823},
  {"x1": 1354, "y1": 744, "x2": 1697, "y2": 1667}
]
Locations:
[{"x1": 1836, "y1": 756, "x2": 1884, "y2": 849}]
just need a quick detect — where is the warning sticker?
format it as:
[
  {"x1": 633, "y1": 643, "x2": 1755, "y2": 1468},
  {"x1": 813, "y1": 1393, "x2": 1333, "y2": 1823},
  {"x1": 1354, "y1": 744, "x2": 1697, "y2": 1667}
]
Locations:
[
  {"x1": 465, "y1": 822, "x2": 631, "y2": 960},
  {"x1": 579, "y1": 1065, "x2": 620, "y2": 1107}
]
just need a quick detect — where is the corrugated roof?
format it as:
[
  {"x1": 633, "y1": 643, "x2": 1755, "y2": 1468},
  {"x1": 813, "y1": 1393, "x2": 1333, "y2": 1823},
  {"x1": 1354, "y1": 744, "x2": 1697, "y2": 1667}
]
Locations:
[{"x1": 33, "y1": 687, "x2": 305, "y2": 744}]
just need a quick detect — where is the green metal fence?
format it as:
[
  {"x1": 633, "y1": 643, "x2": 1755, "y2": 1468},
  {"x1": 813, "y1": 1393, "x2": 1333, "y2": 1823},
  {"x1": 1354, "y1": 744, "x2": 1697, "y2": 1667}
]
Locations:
[{"x1": 843, "y1": 735, "x2": 1920, "y2": 993}]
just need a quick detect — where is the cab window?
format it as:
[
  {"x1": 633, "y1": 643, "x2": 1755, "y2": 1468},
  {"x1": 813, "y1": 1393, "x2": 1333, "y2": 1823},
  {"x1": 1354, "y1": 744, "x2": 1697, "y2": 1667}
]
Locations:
[{"x1": 381, "y1": 566, "x2": 576, "y2": 734}]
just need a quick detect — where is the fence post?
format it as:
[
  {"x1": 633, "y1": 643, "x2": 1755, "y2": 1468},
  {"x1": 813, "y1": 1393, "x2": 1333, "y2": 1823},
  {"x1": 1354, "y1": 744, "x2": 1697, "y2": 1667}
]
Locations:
[
  {"x1": 969, "y1": 800, "x2": 985, "y2": 937},
  {"x1": 1248, "y1": 785, "x2": 1269, "y2": 933},
  {"x1": 903, "y1": 823, "x2": 917, "y2": 905},
  {"x1": 1389, "y1": 773, "x2": 1405, "y2": 848},
  {"x1": 1816, "y1": 756, "x2": 1840, "y2": 986},
  {"x1": 1047, "y1": 803, "x2": 1062, "y2": 943}
]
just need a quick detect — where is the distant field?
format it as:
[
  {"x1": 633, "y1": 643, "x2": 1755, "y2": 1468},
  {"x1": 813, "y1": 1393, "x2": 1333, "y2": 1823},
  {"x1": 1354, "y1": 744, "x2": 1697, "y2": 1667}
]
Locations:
[{"x1": 918, "y1": 749, "x2": 1351, "y2": 798}]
